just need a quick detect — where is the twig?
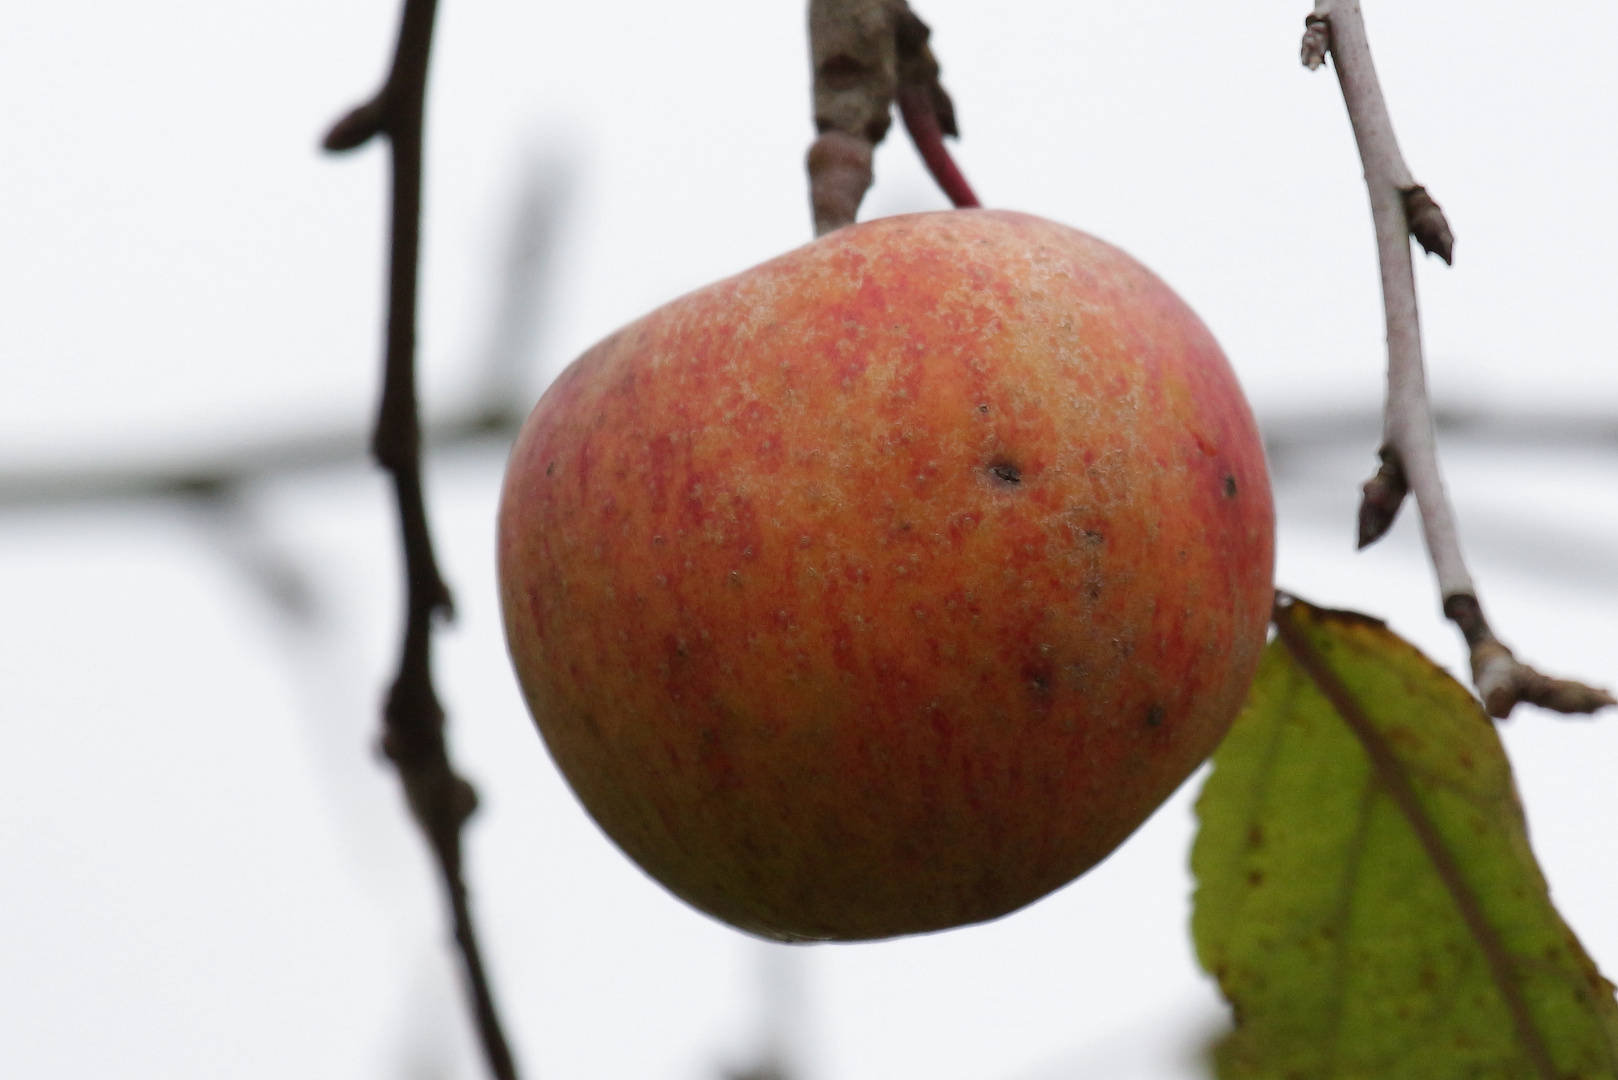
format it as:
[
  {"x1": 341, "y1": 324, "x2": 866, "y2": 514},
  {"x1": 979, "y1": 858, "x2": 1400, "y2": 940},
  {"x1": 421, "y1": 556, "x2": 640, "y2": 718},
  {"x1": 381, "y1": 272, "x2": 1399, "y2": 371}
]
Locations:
[
  {"x1": 1302, "y1": 0, "x2": 1612, "y2": 719},
  {"x1": 0, "y1": 411, "x2": 517, "y2": 507},
  {"x1": 806, "y1": 0, "x2": 978, "y2": 235},
  {"x1": 325, "y1": 3, "x2": 522, "y2": 1078}
]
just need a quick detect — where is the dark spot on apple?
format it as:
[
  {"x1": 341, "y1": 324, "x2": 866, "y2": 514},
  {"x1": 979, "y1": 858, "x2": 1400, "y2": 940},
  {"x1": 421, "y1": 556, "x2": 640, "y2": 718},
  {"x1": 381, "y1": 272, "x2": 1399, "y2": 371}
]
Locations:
[
  {"x1": 977, "y1": 403, "x2": 989, "y2": 414},
  {"x1": 1146, "y1": 703, "x2": 1165, "y2": 727},
  {"x1": 1247, "y1": 869, "x2": 1264, "y2": 887},
  {"x1": 546, "y1": 460, "x2": 556, "y2": 476},
  {"x1": 1021, "y1": 660, "x2": 1053, "y2": 694},
  {"x1": 1223, "y1": 473, "x2": 1237, "y2": 497},
  {"x1": 988, "y1": 461, "x2": 1021, "y2": 485}
]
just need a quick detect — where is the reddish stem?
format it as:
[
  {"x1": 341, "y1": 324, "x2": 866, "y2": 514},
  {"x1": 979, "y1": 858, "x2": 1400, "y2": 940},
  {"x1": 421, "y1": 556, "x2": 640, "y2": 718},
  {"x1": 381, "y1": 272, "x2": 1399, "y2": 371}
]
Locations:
[{"x1": 896, "y1": 85, "x2": 980, "y2": 209}]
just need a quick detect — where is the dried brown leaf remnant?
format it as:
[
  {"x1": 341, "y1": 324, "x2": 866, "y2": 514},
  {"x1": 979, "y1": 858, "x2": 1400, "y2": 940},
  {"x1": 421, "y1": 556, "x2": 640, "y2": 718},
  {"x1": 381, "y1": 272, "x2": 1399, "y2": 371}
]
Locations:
[
  {"x1": 1401, "y1": 183, "x2": 1453, "y2": 264},
  {"x1": 323, "y1": 2, "x2": 520, "y2": 1077},
  {"x1": 1356, "y1": 444, "x2": 1408, "y2": 549}
]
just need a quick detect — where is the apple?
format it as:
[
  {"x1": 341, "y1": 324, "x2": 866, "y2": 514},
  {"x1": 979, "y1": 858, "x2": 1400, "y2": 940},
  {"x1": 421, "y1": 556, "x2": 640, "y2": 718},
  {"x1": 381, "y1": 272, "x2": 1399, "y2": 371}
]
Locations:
[{"x1": 498, "y1": 210, "x2": 1274, "y2": 942}]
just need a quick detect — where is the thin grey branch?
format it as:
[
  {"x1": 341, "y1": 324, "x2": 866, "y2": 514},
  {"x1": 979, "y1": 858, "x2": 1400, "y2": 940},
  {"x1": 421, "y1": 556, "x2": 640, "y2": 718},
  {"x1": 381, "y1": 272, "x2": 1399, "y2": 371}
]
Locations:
[{"x1": 1304, "y1": 0, "x2": 1612, "y2": 718}]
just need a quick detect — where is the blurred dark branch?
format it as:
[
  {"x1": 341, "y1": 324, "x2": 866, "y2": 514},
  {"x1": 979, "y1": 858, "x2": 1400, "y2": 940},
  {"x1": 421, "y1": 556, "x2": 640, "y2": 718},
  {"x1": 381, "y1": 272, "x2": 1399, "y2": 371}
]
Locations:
[
  {"x1": 723, "y1": 943, "x2": 808, "y2": 1080},
  {"x1": 1261, "y1": 405, "x2": 1618, "y2": 471},
  {"x1": 470, "y1": 155, "x2": 571, "y2": 431},
  {"x1": 8, "y1": 401, "x2": 1610, "y2": 508},
  {"x1": 0, "y1": 412, "x2": 517, "y2": 507},
  {"x1": 179, "y1": 481, "x2": 322, "y2": 626},
  {"x1": 325, "y1": 1, "x2": 521, "y2": 1078},
  {"x1": 725, "y1": 1067, "x2": 792, "y2": 1080}
]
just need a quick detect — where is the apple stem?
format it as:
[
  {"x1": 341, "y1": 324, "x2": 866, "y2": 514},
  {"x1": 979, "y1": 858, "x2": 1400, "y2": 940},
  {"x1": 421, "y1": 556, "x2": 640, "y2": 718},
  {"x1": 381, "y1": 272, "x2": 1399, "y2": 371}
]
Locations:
[
  {"x1": 807, "y1": 1, "x2": 980, "y2": 234},
  {"x1": 324, "y1": 4, "x2": 525, "y2": 1078},
  {"x1": 1304, "y1": 0, "x2": 1612, "y2": 719}
]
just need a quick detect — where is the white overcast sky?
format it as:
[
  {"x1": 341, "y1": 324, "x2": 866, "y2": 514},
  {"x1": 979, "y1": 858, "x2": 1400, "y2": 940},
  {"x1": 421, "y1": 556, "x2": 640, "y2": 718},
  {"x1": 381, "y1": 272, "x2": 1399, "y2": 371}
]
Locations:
[{"x1": 1, "y1": 2, "x2": 1615, "y2": 1079}]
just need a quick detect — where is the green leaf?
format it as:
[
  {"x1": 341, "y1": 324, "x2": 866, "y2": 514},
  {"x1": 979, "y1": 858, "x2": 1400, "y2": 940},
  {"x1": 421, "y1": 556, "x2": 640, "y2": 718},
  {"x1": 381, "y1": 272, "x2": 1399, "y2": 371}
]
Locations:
[{"x1": 1192, "y1": 596, "x2": 1618, "y2": 1080}]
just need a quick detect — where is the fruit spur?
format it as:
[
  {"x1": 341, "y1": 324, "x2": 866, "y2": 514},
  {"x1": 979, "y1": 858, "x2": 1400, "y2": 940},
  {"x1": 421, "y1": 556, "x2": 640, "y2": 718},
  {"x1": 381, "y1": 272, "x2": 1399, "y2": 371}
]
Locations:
[{"x1": 497, "y1": 210, "x2": 1275, "y2": 942}]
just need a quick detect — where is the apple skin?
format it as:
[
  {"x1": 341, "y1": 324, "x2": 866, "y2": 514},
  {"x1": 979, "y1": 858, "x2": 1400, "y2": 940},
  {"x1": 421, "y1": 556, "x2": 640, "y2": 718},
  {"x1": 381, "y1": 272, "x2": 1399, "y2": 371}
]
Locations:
[{"x1": 498, "y1": 209, "x2": 1274, "y2": 942}]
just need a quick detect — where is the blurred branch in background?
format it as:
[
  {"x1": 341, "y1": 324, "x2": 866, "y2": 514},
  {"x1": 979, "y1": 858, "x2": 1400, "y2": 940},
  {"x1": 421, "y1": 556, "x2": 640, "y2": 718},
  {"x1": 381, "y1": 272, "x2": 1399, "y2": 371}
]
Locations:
[
  {"x1": 724, "y1": 943, "x2": 811, "y2": 1080},
  {"x1": 466, "y1": 152, "x2": 573, "y2": 434},
  {"x1": 0, "y1": 134, "x2": 564, "y2": 1077},
  {"x1": 1265, "y1": 407, "x2": 1618, "y2": 466},
  {"x1": 3, "y1": 401, "x2": 1615, "y2": 690},
  {"x1": 0, "y1": 148, "x2": 569, "y2": 510},
  {"x1": 7, "y1": 403, "x2": 1611, "y2": 514}
]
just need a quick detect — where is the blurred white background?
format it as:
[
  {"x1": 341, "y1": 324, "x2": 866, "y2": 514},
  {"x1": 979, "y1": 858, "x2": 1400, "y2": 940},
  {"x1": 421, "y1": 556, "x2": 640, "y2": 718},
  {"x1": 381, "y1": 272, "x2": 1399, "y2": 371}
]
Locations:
[{"x1": 1, "y1": 1, "x2": 1614, "y2": 1078}]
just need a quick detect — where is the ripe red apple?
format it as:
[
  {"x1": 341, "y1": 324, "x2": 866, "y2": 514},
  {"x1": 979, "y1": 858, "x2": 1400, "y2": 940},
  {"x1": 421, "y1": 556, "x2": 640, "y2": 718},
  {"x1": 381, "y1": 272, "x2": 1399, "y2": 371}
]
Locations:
[{"x1": 498, "y1": 209, "x2": 1274, "y2": 941}]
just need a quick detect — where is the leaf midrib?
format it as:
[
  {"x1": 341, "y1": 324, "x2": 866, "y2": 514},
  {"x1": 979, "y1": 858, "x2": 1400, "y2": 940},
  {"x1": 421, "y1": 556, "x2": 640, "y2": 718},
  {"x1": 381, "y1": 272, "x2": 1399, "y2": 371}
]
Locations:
[{"x1": 1274, "y1": 603, "x2": 1560, "y2": 1080}]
